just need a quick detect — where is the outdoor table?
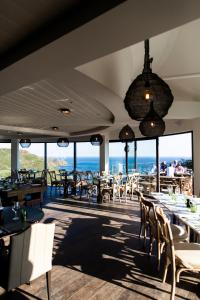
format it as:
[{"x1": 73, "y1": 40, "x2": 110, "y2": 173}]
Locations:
[
  {"x1": 0, "y1": 206, "x2": 44, "y2": 238},
  {"x1": 151, "y1": 192, "x2": 200, "y2": 242}
]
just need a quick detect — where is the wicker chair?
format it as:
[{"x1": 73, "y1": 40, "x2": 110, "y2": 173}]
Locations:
[{"x1": 156, "y1": 208, "x2": 200, "y2": 300}]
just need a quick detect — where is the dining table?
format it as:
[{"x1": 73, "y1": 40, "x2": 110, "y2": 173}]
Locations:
[
  {"x1": 0, "y1": 206, "x2": 44, "y2": 238},
  {"x1": 151, "y1": 192, "x2": 200, "y2": 242}
]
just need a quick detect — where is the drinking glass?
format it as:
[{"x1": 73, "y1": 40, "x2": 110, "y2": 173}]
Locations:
[
  {"x1": 168, "y1": 185, "x2": 173, "y2": 196},
  {"x1": 12, "y1": 201, "x2": 20, "y2": 220}
]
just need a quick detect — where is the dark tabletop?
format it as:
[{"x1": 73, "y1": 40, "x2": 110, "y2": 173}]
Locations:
[{"x1": 0, "y1": 206, "x2": 44, "y2": 237}]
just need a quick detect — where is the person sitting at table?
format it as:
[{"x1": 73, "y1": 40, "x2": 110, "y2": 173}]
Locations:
[
  {"x1": 166, "y1": 163, "x2": 175, "y2": 177},
  {"x1": 175, "y1": 163, "x2": 185, "y2": 174},
  {"x1": 160, "y1": 161, "x2": 167, "y2": 174}
]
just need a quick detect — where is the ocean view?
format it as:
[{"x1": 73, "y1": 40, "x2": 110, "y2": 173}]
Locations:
[{"x1": 58, "y1": 156, "x2": 191, "y2": 174}]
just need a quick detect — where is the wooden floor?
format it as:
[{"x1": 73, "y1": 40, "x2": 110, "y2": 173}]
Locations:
[{"x1": 0, "y1": 193, "x2": 199, "y2": 300}]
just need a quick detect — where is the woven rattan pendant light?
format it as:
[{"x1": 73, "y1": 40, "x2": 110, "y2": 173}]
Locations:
[
  {"x1": 139, "y1": 102, "x2": 165, "y2": 137},
  {"x1": 57, "y1": 138, "x2": 69, "y2": 147},
  {"x1": 119, "y1": 125, "x2": 135, "y2": 142},
  {"x1": 124, "y1": 39, "x2": 173, "y2": 121},
  {"x1": 90, "y1": 134, "x2": 103, "y2": 146}
]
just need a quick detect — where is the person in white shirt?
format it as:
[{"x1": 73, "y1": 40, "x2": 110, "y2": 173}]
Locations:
[{"x1": 167, "y1": 163, "x2": 175, "y2": 177}]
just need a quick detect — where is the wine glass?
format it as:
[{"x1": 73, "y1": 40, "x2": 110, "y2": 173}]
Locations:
[{"x1": 12, "y1": 201, "x2": 20, "y2": 221}]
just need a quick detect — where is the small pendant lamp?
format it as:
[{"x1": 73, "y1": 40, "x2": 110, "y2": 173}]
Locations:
[
  {"x1": 139, "y1": 102, "x2": 165, "y2": 137},
  {"x1": 119, "y1": 125, "x2": 135, "y2": 142},
  {"x1": 19, "y1": 138, "x2": 31, "y2": 148},
  {"x1": 57, "y1": 138, "x2": 69, "y2": 147},
  {"x1": 90, "y1": 134, "x2": 103, "y2": 146}
]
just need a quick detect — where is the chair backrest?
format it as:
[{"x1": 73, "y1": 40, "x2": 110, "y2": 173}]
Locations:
[
  {"x1": 135, "y1": 189, "x2": 142, "y2": 201},
  {"x1": 48, "y1": 170, "x2": 57, "y2": 183},
  {"x1": 7, "y1": 223, "x2": 55, "y2": 291},
  {"x1": 140, "y1": 196, "x2": 157, "y2": 227},
  {"x1": 156, "y1": 207, "x2": 175, "y2": 259}
]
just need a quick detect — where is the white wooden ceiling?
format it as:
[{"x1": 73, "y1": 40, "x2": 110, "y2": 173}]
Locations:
[{"x1": 0, "y1": 0, "x2": 200, "y2": 138}]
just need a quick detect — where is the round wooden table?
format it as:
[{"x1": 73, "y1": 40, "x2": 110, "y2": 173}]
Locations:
[{"x1": 0, "y1": 206, "x2": 44, "y2": 238}]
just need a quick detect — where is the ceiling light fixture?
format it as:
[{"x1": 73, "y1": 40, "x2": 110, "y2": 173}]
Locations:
[
  {"x1": 139, "y1": 102, "x2": 165, "y2": 137},
  {"x1": 119, "y1": 125, "x2": 135, "y2": 142},
  {"x1": 90, "y1": 134, "x2": 103, "y2": 146},
  {"x1": 52, "y1": 126, "x2": 59, "y2": 131},
  {"x1": 124, "y1": 39, "x2": 173, "y2": 121},
  {"x1": 19, "y1": 138, "x2": 31, "y2": 148},
  {"x1": 57, "y1": 138, "x2": 69, "y2": 147},
  {"x1": 59, "y1": 108, "x2": 71, "y2": 116}
]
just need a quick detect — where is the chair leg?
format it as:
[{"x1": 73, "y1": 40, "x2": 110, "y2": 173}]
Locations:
[
  {"x1": 157, "y1": 241, "x2": 161, "y2": 271},
  {"x1": 171, "y1": 263, "x2": 176, "y2": 300},
  {"x1": 46, "y1": 271, "x2": 51, "y2": 300},
  {"x1": 139, "y1": 222, "x2": 143, "y2": 238},
  {"x1": 162, "y1": 257, "x2": 170, "y2": 283}
]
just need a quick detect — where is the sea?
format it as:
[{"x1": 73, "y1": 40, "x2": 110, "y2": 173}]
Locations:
[{"x1": 58, "y1": 156, "x2": 191, "y2": 174}]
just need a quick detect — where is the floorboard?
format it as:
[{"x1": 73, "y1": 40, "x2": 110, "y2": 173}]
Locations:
[{"x1": 0, "y1": 193, "x2": 199, "y2": 299}]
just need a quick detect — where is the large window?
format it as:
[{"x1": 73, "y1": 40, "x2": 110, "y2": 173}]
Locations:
[
  {"x1": 109, "y1": 142, "x2": 126, "y2": 175},
  {"x1": 47, "y1": 143, "x2": 74, "y2": 171},
  {"x1": 19, "y1": 143, "x2": 45, "y2": 170},
  {"x1": 136, "y1": 139, "x2": 156, "y2": 174},
  {"x1": 76, "y1": 142, "x2": 99, "y2": 172},
  {"x1": 159, "y1": 132, "x2": 192, "y2": 173},
  {"x1": 0, "y1": 143, "x2": 11, "y2": 178}
]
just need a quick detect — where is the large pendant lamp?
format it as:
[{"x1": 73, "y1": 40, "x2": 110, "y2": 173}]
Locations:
[
  {"x1": 19, "y1": 138, "x2": 31, "y2": 148},
  {"x1": 119, "y1": 125, "x2": 135, "y2": 142},
  {"x1": 139, "y1": 102, "x2": 165, "y2": 137},
  {"x1": 57, "y1": 138, "x2": 69, "y2": 147},
  {"x1": 124, "y1": 39, "x2": 173, "y2": 121},
  {"x1": 90, "y1": 134, "x2": 103, "y2": 146}
]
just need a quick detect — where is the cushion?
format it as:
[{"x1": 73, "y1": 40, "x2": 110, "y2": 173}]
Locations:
[
  {"x1": 171, "y1": 224, "x2": 188, "y2": 242},
  {"x1": 174, "y1": 242, "x2": 200, "y2": 269}
]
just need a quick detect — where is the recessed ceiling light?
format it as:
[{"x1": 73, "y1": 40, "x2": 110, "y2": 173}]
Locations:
[
  {"x1": 59, "y1": 108, "x2": 71, "y2": 116},
  {"x1": 52, "y1": 126, "x2": 59, "y2": 131},
  {"x1": 55, "y1": 98, "x2": 69, "y2": 102}
]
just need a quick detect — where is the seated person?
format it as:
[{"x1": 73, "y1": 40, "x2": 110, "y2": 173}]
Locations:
[
  {"x1": 160, "y1": 161, "x2": 167, "y2": 174},
  {"x1": 167, "y1": 163, "x2": 175, "y2": 177},
  {"x1": 175, "y1": 163, "x2": 185, "y2": 174}
]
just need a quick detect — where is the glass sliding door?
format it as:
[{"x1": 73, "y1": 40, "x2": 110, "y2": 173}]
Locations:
[
  {"x1": 19, "y1": 143, "x2": 45, "y2": 170},
  {"x1": 109, "y1": 142, "x2": 126, "y2": 175},
  {"x1": 47, "y1": 143, "x2": 74, "y2": 171},
  {"x1": 76, "y1": 142, "x2": 100, "y2": 172},
  {"x1": 0, "y1": 142, "x2": 11, "y2": 178}
]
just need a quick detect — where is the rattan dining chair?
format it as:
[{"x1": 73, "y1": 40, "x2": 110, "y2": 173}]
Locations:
[
  {"x1": 156, "y1": 208, "x2": 200, "y2": 300},
  {"x1": 135, "y1": 190, "x2": 189, "y2": 270},
  {"x1": 48, "y1": 170, "x2": 63, "y2": 194}
]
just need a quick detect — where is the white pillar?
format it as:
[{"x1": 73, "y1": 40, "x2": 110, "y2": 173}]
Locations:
[
  {"x1": 100, "y1": 136, "x2": 109, "y2": 175},
  {"x1": 11, "y1": 139, "x2": 19, "y2": 171}
]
